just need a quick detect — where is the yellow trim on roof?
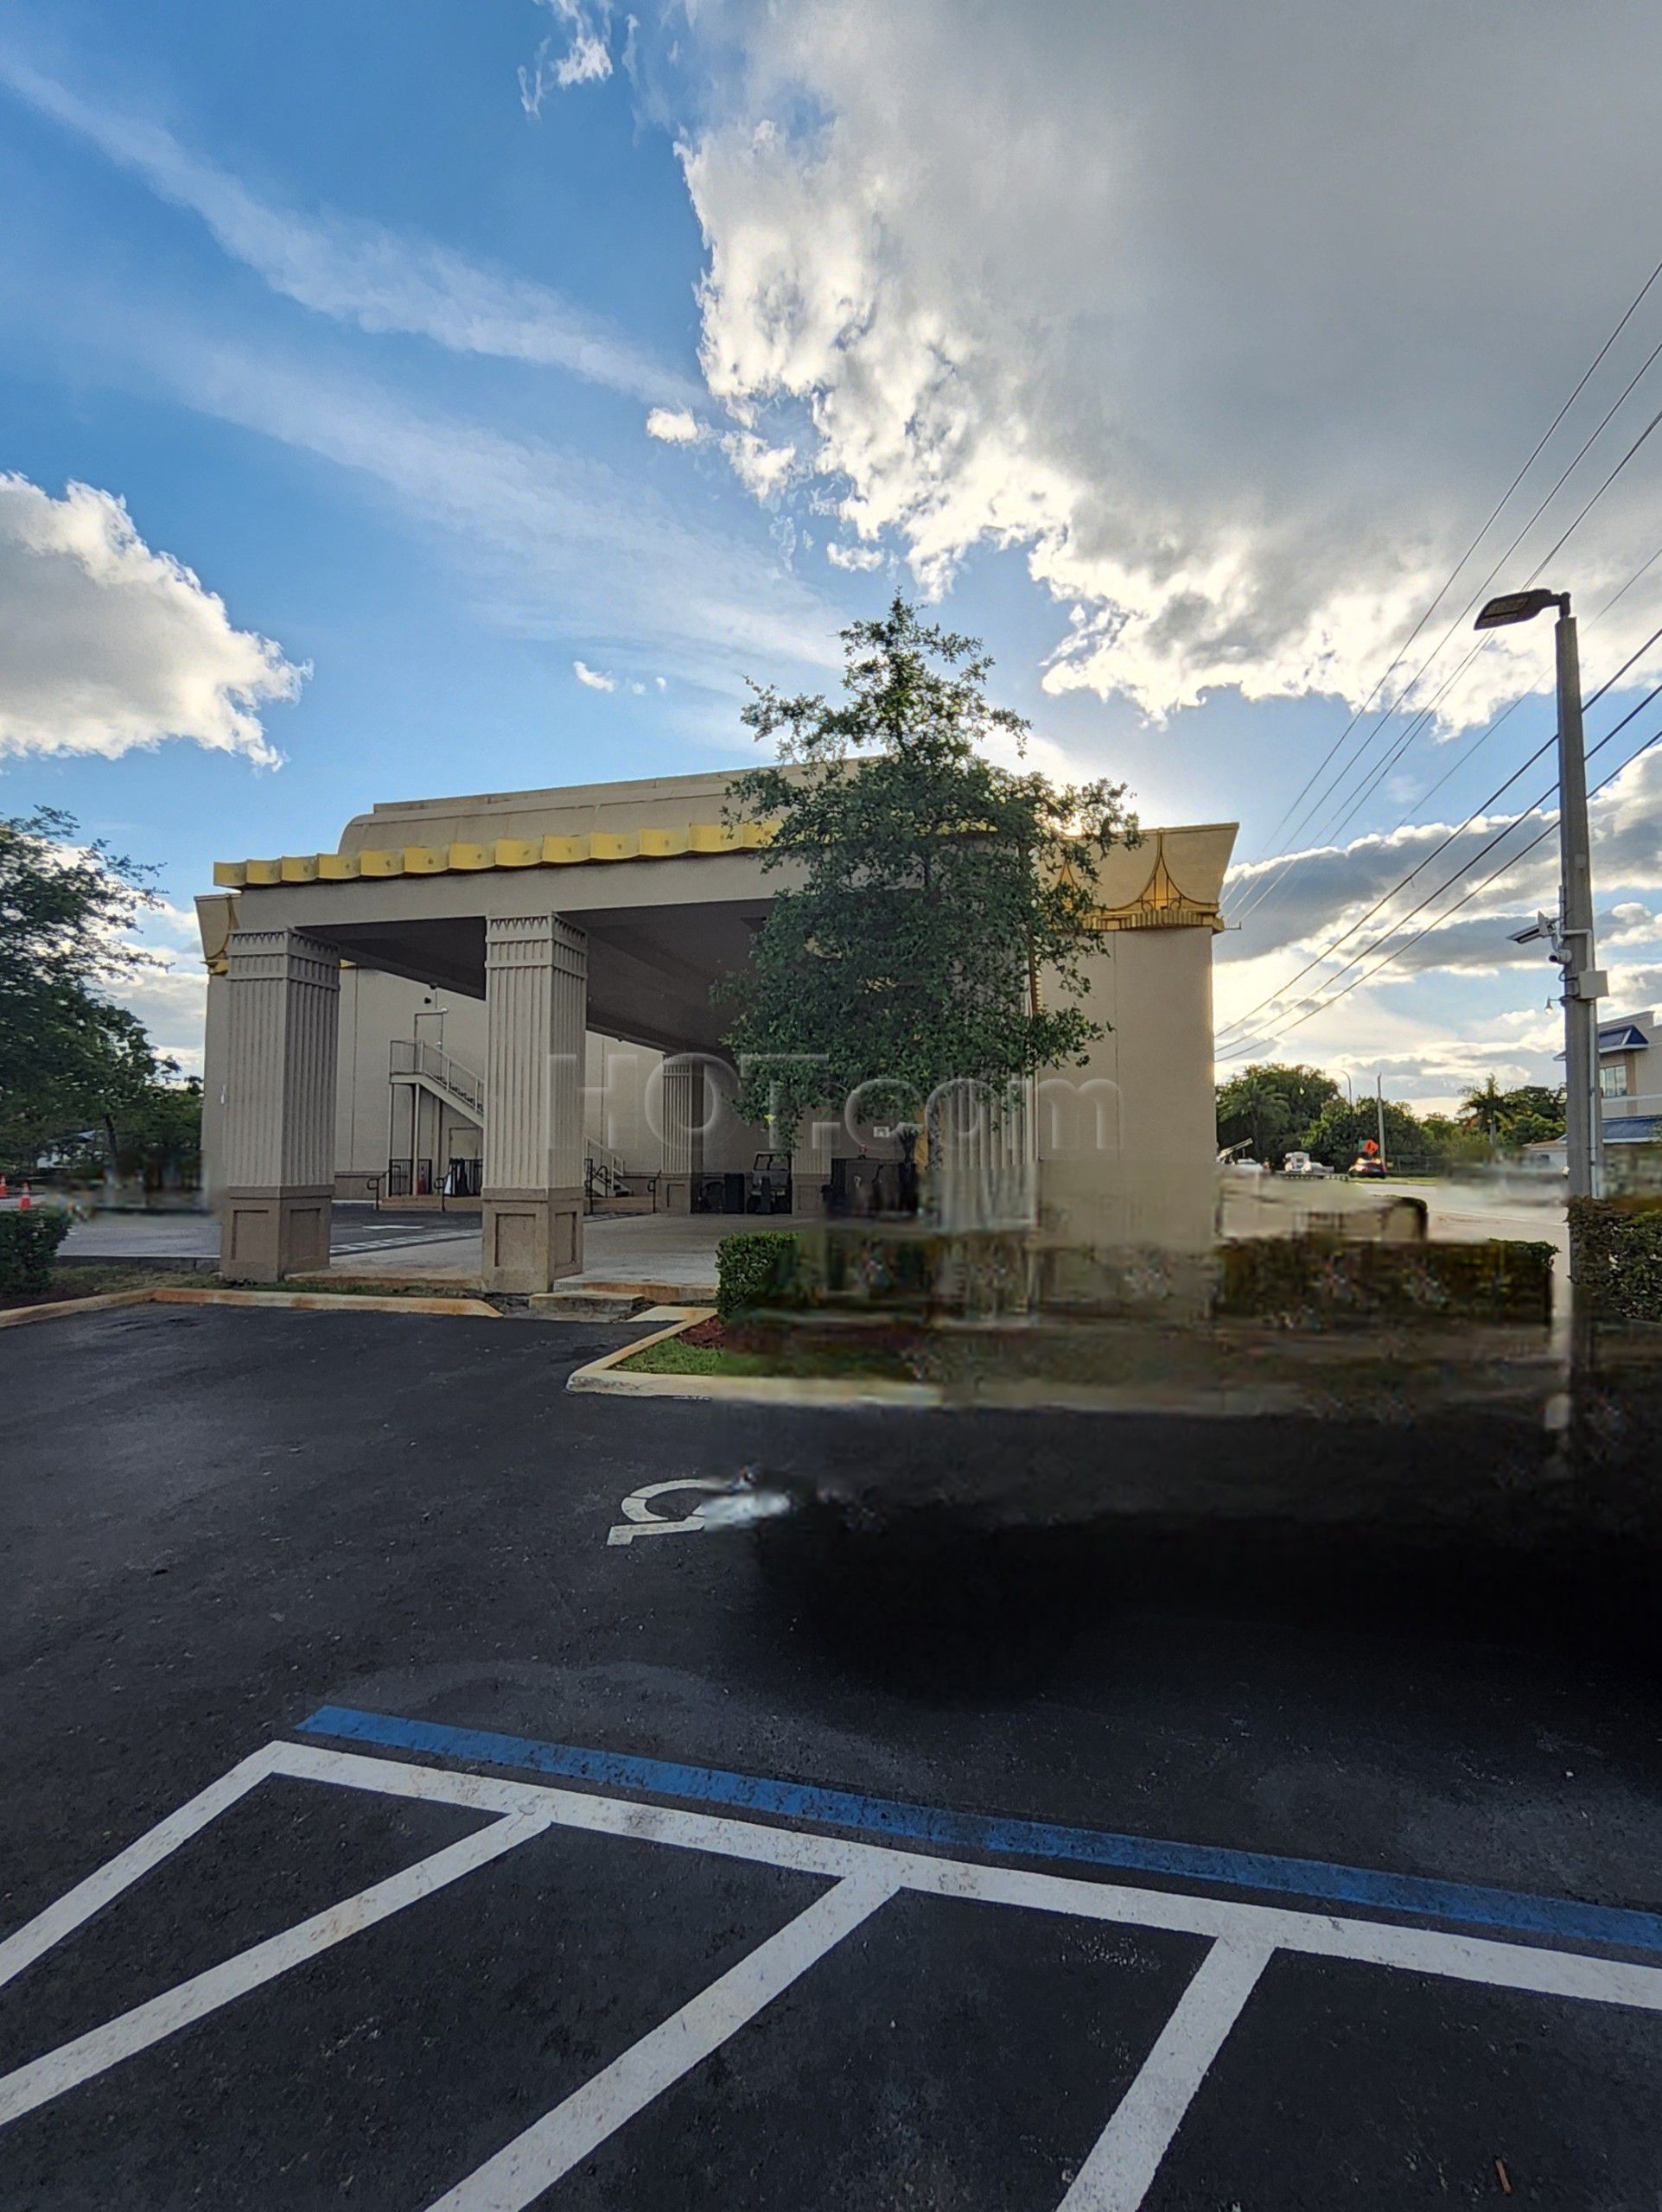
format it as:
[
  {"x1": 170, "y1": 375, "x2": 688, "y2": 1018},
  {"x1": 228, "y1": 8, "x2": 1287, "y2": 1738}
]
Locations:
[{"x1": 213, "y1": 819, "x2": 780, "y2": 890}]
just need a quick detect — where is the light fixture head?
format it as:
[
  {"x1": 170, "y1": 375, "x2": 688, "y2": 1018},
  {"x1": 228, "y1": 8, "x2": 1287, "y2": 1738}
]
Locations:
[{"x1": 1474, "y1": 588, "x2": 1563, "y2": 630}]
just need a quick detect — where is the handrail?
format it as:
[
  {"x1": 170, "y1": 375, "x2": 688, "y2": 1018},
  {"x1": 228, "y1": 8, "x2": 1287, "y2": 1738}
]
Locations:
[{"x1": 389, "y1": 1039, "x2": 484, "y2": 1114}]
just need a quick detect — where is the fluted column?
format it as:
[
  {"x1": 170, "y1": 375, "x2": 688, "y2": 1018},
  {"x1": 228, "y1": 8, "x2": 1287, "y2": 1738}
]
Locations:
[
  {"x1": 658, "y1": 1057, "x2": 707, "y2": 1214},
  {"x1": 482, "y1": 914, "x2": 588, "y2": 1291},
  {"x1": 220, "y1": 930, "x2": 341, "y2": 1281}
]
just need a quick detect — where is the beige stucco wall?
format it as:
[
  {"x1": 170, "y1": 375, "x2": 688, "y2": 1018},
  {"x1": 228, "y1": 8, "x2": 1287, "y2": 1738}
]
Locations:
[{"x1": 201, "y1": 783, "x2": 1235, "y2": 1243}]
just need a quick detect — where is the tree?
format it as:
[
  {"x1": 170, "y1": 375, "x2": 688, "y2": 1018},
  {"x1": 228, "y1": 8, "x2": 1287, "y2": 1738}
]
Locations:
[
  {"x1": 721, "y1": 595, "x2": 1138, "y2": 1146},
  {"x1": 1302, "y1": 1096, "x2": 1442, "y2": 1172},
  {"x1": 1216, "y1": 1062, "x2": 1342, "y2": 1165},
  {"x1": 108, "y1": 1077, "x2": 204, "y2": 1192},
  {"x1": 0, "y1": 809, "x2": 165, "y2": 1174},
  {"x1": 1457, "y1": 1076, "x2": 1567, "y2": 1154}
]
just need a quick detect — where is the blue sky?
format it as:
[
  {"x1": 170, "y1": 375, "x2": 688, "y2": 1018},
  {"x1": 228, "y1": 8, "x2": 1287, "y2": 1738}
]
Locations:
[{"x1": 5, "y1": 0, "x2": 1662, "y2": 1104}]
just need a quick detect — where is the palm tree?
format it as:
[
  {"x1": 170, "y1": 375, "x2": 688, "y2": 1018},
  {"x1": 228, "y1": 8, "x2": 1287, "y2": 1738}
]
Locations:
[{"x1": 1460, "y1": 1075, "x2": 1508, "y2": 1153}]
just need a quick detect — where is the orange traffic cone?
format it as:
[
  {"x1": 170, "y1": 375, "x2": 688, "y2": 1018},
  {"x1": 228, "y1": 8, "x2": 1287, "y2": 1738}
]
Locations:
[{"x1": 18, "y1": 1183, "x2": 30, "y2": 1211}]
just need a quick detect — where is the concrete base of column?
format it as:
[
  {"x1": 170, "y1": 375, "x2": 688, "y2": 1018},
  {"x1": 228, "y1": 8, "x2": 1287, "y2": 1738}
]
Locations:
[
  {"x1": 481, "y1": 1186, "x2": 583, "y2": 1293},
  {"x1": 659, "y1": 1174, "x2": 694, "y2": 1215},
  {"x1": 220, "y1": 1186, "x2": 334, "y2": 1282}
]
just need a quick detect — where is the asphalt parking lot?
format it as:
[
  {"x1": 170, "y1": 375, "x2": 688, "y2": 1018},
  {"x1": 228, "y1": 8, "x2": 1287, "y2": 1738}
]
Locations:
[{"x1": 3, "y1": 1305, "x2": 1661, "y2": 2209}]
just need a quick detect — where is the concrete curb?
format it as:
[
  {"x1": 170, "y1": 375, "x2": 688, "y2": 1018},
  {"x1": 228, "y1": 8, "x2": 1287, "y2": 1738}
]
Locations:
[
  {"x1": 565, "y1": 1309, "x2": 1325, "y2": 1415},
  {"x1": 0, "y1": 1289, "x2": 156, "y2": 1331},
  {"x1": 151, "y1": 1287, "x2": 500, "y2": 1318}
]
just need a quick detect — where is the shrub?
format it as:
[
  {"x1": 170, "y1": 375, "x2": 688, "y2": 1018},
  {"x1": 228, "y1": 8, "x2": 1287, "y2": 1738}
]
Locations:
[
  {"x1": 716, "y1": 1231, "x2": 805, "y2": 1321},
  {"x1": 1219, "y1": 1236, "x2": 1555, "y2": 1327},
  {"x1": 0, "y1": 1210, "x2": 73, "y2": 1294},
  {"x1": 1569, "y1": 1198, "x2": 1662, "y2": 1324}
]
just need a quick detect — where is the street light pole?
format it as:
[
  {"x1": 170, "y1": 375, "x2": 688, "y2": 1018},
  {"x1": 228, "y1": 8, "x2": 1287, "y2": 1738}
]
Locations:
[
  {"x1": 1474, "y1": 588, "x2": 1608, "y2": 1202},
  {"x1": 1553, "y1": 604, "x2": 1605, "y2": 1203}
]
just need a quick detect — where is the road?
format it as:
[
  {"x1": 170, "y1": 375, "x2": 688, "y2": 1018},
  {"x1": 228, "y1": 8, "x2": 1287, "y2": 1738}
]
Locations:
[{"x1": 3, "y1": 1306, "x2": 1659, "y2": 2209}]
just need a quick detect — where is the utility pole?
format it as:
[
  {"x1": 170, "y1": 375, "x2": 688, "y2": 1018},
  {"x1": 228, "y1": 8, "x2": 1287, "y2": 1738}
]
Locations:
[
  {"x1": 1476, "y1": 589, "x2": 1608, "y2": 1202},
  {"x1": 1552, "y1": 606, "x2": 1606, "y2": 1202},
  {"x1": 1375, "y1": 1071, "x2": 1386, "y2": 1167}
]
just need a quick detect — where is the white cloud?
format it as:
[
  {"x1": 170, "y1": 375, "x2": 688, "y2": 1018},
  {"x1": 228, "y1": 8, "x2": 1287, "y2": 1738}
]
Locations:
[
  {"x1": 678, "y1": 0, "x2": 1662, "y2": 730},
  {"x1": 826, "y1": 540, "x2": 883, "y2": 572},
  {"x1": 0, "y1": 474, "x2": 300, "y2": 764},
  {"x1": 1213, "y1": 744, "x2": 1662, "y2": 1086},
  {"x1": 646, "y1": 406, "x2": 704, "y2": 444},
  {"x1": 574, "y1": 658, "x2": 615, "y2": 690},
  {"x1": 722, "y1": 431, "x2": 798, "y2": 499},
  {"x1": 519, "y1": 0, "x2": 614, "y2": 116},
  {"x1": 0, "y1": 50, "x2": 690, "y2": 408}
]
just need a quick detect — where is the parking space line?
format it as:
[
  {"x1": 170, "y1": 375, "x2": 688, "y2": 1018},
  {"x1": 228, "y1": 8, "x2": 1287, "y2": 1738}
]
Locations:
[
  {"x1": 297, "y1": 1705, "x2": 1662, "y2": 1957},
  {"x1": 0, "y1": 1809, "x2": 550, "y2": 2131},
  {"x1": 268, "y1": 1740, "x2": 1662, "y2": 2014},
  {"x1": 424, "y1": 1873, "x2": 898, "y2": 2212},
  {"x1": 0, "y1": 1745, "x2": 286, "y2": 1996},
  {"x1": 1059, "y1": 1938, "x2": 1271, "y2": 2211}
]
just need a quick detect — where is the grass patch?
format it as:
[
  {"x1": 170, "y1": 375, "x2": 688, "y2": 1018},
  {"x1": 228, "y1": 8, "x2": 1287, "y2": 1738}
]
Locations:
[
  {"x1": 1, "y1": 1264, "x2": 205, "y2": 1312},
  {"x1": 621, "y1": 1320, "x2": 919, "y2": 1381}
]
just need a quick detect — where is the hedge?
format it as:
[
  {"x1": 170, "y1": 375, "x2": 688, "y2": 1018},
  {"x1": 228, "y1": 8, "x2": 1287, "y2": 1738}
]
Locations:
[
  {"x1": 716, "y1": 1231, "x2": 807, "y2": 1321},
  {"x1": 0, "y1": 1211, "x2": 73, "y2": 1294},
  {"x1": 1218, "y1": 1236, "x2": 1555, "y2": 1327},
  {"x1": 716, "y1": 1228, "x2": 1029, "y2": 1320},
  {"x1": 719, "y1": 1225, "x2": 1557, "y2": 1328},
  {"x1": 1569, "y1": 1198, "x2": 1662, "y2": 1324}
]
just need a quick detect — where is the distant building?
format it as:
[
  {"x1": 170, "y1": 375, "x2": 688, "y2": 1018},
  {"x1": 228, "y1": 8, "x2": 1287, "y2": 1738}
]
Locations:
[{"x1": 1523, "y1": 1007, "x2": 1660, "y2": 1172}]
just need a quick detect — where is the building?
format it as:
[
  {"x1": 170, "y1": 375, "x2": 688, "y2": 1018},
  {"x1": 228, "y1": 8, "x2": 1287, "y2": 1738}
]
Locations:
[
  {"x1": 1521, "y1": 1007, "x2": 1661, "y2": 1173},
  {"x1": 196, "y1": 771, "x2": 1237, "y2": 1288}
]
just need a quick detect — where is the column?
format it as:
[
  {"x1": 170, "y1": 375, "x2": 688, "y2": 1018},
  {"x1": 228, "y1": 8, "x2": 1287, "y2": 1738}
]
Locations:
[
  {"x1": 482, "y1": 915, "x2": 587, "y2": 1292},
  {"x1": 220, "y1": 930, "x2": 341, "y2": 1281},
  {"x1": 658, "y1": 1058, "x2": 706, "y2": 1214}
]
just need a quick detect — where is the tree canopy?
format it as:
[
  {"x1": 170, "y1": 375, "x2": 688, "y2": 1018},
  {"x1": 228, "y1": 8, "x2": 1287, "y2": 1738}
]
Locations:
[
  {"x1": 722, "y1": 595, "x2": 1138, "y2": 1143},
  {"x1": 1459, "y1": 1076, "x2": 1566, "y2": 1149},
  {"x1": 1215, "y1": 1063, "x2": 1341, "y2": 1165},
  {"x1": 0, "y1": 808, "x2": 180, "y2": 1175},
  {"x1": 1217, "y1": 1059, "x2": 1567, "y2": 1170}
]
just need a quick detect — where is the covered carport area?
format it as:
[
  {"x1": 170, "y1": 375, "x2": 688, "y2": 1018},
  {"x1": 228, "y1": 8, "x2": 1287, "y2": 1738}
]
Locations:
[{"x1": 200, "y1": 775, "x2": 790, "y2": 1291}]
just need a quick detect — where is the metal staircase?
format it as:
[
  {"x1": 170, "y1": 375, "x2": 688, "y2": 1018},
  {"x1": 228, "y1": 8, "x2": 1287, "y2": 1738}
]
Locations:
[{"x1": 388, "y1": 1039, "x2": 485, "y2": 1123}]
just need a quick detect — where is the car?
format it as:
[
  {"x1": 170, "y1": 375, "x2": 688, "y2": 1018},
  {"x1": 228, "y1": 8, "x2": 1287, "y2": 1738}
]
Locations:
[{"x1": 1348, "y1": 1156, "x2": 1388, "y2": 1179}]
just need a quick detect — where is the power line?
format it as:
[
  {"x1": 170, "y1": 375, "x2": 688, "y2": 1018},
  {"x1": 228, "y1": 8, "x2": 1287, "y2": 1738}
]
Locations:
[
  {"x1": 1232, "y1": 291, "x2": 1662, "y2": 929},
  {"x1": 1217, "y1": 627, "x2": 1662, "y2": 1047},
  {"x1": 1236, "y1": 246, "x2": 1662, "y2": 887},
  {"x1": 1218, "y1": 709, "x2": 1662, "y2": 1063}
]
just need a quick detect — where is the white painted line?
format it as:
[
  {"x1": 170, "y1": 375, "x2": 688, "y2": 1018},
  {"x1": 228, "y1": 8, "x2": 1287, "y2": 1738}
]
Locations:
[
  {"x1": 0, "y1": 1810, "x2": 548, "y2": 2130},
  {"x1": 424, "y1": 1873, "x2": 897, "y2": 2212},
  {"x1": 0, "y1": 1745, "x2": 284, "y2": 1994},
  {"x1": 267, "y1": 1743, "x2": 1662, "y2": 2015},
  {"x1": 1058, "y1": 1938, "x2": 1270, "y2": 2211}
]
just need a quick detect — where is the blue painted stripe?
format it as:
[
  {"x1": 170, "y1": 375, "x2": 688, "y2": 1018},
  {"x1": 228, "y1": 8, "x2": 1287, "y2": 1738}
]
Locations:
[{"x1": 297, "y1": 1704, "x2": 1662, "y2": 1955}]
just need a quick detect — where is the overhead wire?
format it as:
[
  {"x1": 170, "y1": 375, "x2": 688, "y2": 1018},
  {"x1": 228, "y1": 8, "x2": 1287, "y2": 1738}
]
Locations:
[
  {"x1": 1230, "y1": 281, "x2": 1662, "y2": 929},
  {"x1": 1216, "y1": 622, "x2": 1662, "y2": 1048},
  {"x1": 1217, "y1": 697, "x2": 1662, "y2": 1062},
  {"x1": 1235, "y1": 246, "x2": 1662, "y2": 888}
]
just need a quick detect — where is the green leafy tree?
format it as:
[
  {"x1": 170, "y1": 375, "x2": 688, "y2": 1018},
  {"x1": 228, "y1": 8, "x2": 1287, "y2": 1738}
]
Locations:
[
  {"x1": 1302, "y1": 1096, "x2": 1442, "y2": 1172},
  {"x1": 0, "y1": 809, "x2": 165, "y2": 1174},
  {"x1": 721, "y1": 595, "x2": 1138, "y2": 1144},
  {"x1": 1215, "y1": 1062, "x2": 1342, "y2": 1165},
  {"x1": 1458, "y1": 1076, "x2": 1567, "y2": 1154},
  {"x1": 108, "y1": 1076, "x2": 204, "y2": 1191}
]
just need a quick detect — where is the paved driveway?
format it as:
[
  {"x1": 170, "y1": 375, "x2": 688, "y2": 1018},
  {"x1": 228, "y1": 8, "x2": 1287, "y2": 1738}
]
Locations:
[{"x1": 2, "y1": 1306, "x2": 1658, "y2": 2209}]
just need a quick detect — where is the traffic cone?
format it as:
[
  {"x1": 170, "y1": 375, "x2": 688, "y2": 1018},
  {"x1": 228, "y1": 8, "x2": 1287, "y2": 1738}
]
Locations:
[
  {"x1": 18, "y1": 1184, "x2": 30, "y2": 1211},
  {"x1": 0, "y1": 1177, "x2": 8, "y2": 1200}
]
